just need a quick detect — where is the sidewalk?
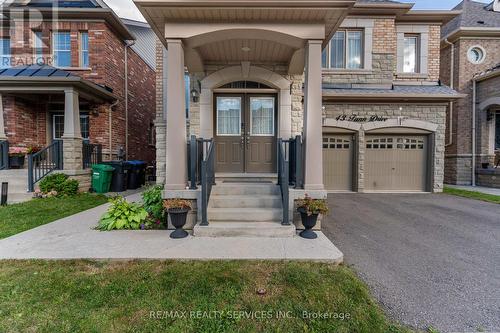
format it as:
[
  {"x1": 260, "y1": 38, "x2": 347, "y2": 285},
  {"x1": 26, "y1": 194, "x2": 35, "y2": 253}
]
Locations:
[
  {"x1": 0, "y1": 193, "x2": 343, "y2": 263},
  {"x1": 446, "y1": 185, "x2": 500, "y2": 196}
]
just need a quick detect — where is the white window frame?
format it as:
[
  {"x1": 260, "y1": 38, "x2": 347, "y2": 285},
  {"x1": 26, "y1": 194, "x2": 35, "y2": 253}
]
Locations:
[
  {"x1": 80, "y1": 31, "x2": 89, "y2": 68},
  {"x1": 403, "y1": 34, "x2": 420, "y2": 74},
  {"x1": 467, "y1": 45, "x2": 486, "y2": 65},
  {"x1": 33, "y1": 31, "x2": 44, "y2": 65},
  {"x1": 52, "y1": 31, "x2": 72, "y2": 68},
  {"x1": 216, "y1": 96, "x2": 242, "y2": 137},
  {"x1": 0, "y1": 38, "x2": 11, "y2": 69},
  {"x1": 249, "y1": 97, "x2": 275, "y2": 137},
  {"x1": 396, "y1": 25, "x2": 429, "y2": 75},
  {"x1": 323, "y1": 29, "x2": 364, "y2": 70},
  {"x1": 52, "y1": 113, "x2": 90, "y2": 140}
]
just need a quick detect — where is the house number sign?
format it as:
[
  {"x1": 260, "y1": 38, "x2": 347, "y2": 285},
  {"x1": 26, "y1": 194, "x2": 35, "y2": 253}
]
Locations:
[{"x1": 335, "y1": 115, "x2": 388, "y2": 123}]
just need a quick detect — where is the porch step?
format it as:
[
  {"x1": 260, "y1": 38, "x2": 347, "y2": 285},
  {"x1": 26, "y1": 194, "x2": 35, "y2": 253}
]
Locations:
[
  {"x1": 194, "y1": 222, "x2": 296, "y2": 238},
  {"x1": 212, "y1": 183, "x2": 280, "y2": 196},
  {"x1": 215, "y1": 173, "x2": 278, "y2": 184},
  {"x1": 208, "y1": 207, "x2": 283, "y2": 222},
  {"x1": 210, "y1": 195, "x2": 281, "y2": 209},
  {"x1": 0, "y1": 170, "x2": 31, "y2": 204}
]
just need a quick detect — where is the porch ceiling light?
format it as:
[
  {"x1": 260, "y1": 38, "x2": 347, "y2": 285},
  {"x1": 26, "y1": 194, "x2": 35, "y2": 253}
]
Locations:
[{"x1": 241, "y1": 47, "x2": 251, "y2": 52}]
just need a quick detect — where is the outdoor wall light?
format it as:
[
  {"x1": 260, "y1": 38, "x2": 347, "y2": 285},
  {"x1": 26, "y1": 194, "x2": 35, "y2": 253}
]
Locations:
[{"x1": 191, "y1": 88, "x2": 200, "y2": 103}]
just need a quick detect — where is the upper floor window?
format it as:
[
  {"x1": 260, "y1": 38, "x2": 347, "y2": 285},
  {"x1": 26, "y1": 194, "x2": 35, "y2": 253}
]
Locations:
[
  {"x1": 80, "y1": 32, "x2": 89, "y2": 68},
  {"x1": 52, "y1": 32, "x2": 71, "y2": 67},
  {"x1": 0, "y1": 38, "x2": 11, "y2": 69},
  {"x1": 33, "y1": 31, "x2": 44, "y2": 65},
  {"x1": 403, "y1": 35, "x2": 420, "y2": 73},
  {"x1": 322, "y1": 29, "x2": 363, "y2": 69}
]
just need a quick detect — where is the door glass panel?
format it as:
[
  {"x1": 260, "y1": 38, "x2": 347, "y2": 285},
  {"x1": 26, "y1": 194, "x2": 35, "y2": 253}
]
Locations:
[
  {"x1": 217, "y1": 97, "x2": 241, "y2": 136},
  {"x1": 250, "y1": 97, "x2": 274, "y2": 136}
]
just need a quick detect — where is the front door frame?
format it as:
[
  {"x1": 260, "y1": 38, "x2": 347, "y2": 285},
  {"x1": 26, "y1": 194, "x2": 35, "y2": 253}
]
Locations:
[{"x1": 213, "y1": 92, "x2": 278, "y2": 173}]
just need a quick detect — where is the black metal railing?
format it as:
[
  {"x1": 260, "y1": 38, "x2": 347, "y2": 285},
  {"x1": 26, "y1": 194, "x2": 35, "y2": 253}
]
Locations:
[
  {"x1": 28, "y1": 140, "x2": 63, "y2": 192},
  {"x1": 289, "y1": 135, "x2": 304, "y2": 189},
  {"x1": 200, "y1": 138, "x2": 215, "y2": 226},
  {"x1": 0, "y1": 140, "x2": 8, "y2": 170},
  {"x1": 188, "y1": 135, "x2": 204, "y2": 190},
  {"x1": 83, "y1": 142, "x2": 103, "y2": 169},
  {"x1": 278, "y1": 138, "x2": 290, "y2": 226}
]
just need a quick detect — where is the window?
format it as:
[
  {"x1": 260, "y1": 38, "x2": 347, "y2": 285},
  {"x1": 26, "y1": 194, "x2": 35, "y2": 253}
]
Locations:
[
  {"x1": 52, "y1": 32, "x2": 71, "y2": 67},
  {"x1": 0, "y1": 38, "x2": 11, "y2": 69},
  {"x1": 52, "y1": 114, "x2": 90, "y2": 140},
  {"x1": 216, "y1": 97, "x2": 241, "y2": 136},
  {"x1": 403, "y1": 35, "x2": 419, "y2": 73},
  {"x1": 323, "y1": 137, "x2": 351, "y2": 149},
  {"x1": 33, "y1": 31, "x2": 44, "y2": 65},
  {"x1": 148, "y1": 123, "x2": 155, "y2": 146},
  {"x1": 322, "y1": 30, "x2": 363, "y2": 69},
  {"x1": 467, "y1": 46, "x2": 486, "y2": 64},
  {"x1": 80, "y1": 32, "x2": 89, "y2": 68},
  {"x1": 496, "y1": 112, "x2": 500, "y2": 150},
  {"x1": 250, "y1": 97, "x2": 274, "y2": 136}
]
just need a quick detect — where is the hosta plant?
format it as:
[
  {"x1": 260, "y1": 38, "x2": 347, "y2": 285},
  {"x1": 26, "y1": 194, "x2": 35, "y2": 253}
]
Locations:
[{"x1": 98, "y1": 196, "x2": 149, "y2": 231}]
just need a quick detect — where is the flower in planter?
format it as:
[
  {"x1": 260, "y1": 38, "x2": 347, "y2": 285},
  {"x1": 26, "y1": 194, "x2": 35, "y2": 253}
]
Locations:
[
  {"x1": 163, "y1": 198, "x2": 192, "y2": 212},
  {"x1": 296, "y1": 194, "x2": 329, "y2": 216},
  {"x1": 27, "y1": 146, "x2": 42, "y2": 155},
  {"x1": 8, "y1": 147, "x2": 27, "y2": 157}
]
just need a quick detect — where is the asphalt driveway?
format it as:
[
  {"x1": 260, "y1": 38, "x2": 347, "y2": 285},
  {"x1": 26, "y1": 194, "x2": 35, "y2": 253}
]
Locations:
[{"x1": 323, "y1": 193, "x2": 500, "y2": 333}]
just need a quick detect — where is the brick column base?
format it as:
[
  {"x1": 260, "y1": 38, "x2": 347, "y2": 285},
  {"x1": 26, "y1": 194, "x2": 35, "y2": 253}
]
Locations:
[{"x1": 62, "y1": 137, "x2": 83, "y2": 171}]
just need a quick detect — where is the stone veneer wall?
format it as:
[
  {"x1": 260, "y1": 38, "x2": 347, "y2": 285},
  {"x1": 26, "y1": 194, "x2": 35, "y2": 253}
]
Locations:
[
  {"x1": 323, "y1": 103, "x2": 447, "y2": 192},
  {"x1": 155, "y1": 41, "x2": 166, "y2": 184}
]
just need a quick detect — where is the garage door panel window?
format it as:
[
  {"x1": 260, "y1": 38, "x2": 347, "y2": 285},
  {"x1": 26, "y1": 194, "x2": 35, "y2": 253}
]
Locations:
[
  {"x1": 367, "y1": 137, "x2": 424, "y2": 150},
  {"x1": 323, "y1": 137, "x2": 351, "y2": 149}
]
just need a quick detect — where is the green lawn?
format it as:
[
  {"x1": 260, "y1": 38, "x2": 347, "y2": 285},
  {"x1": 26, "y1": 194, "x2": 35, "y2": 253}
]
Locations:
[
  {"x1": 0, "y1": 261, "x2": 411, "y2": 333},
  {"x1": 0, "y1": 194, "x2": 108, "y2": 239},
  {"x1": 443, "y1": 187, "x2": 500, "y2": 204}
]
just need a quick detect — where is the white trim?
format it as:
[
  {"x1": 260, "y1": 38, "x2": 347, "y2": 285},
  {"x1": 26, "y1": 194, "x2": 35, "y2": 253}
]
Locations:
[
  {"x1": 467, "y1": 45, "x2": 487, "y2": 65},
  {"x1": 396, "y1": 25, "x2": 429, "y2": 75}
]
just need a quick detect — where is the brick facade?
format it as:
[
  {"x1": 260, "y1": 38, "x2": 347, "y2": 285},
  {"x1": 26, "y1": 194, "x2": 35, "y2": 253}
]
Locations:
[
  {"x1": 441, "y1": 37, "x2": 500, "y2": 184},
  {"x1": 1, "y1": 19, "x2": 156, "y2": 164}
]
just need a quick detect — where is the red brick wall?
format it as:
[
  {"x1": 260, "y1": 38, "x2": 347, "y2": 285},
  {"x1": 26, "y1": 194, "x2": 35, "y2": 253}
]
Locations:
[{"x1": 2, "y1": 19, "x2": 156, "y2": 164}]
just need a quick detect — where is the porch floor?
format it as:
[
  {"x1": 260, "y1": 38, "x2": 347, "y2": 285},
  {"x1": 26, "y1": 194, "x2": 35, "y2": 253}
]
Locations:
[{"x1": 0, "y1": 192, "x2": 343, "y2": 263}]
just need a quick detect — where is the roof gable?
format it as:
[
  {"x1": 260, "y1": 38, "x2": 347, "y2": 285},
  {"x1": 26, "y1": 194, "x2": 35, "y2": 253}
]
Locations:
[{"x1": 442, "y1": 0, "x2": 500, "y2": 38}]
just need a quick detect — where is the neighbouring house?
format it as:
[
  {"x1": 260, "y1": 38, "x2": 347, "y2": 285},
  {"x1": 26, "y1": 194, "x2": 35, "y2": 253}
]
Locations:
[
  {"x1": 441, "y1": 0, "x2": 500, "y2": 188},
  {"x1": 0, "y1": 0, "x2": 157, "y2": 202},
  {"x1": 135, "y1": 0, "x2": 463, "y2": 237}
]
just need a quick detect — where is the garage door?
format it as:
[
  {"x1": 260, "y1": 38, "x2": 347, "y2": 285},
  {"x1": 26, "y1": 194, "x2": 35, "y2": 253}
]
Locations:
[
  {"x1": 323, "y1": 134, "x2": 354, "y2": 191},
  {"x1": 365, "y1": 135, "x2": 428, "y2": 192}
]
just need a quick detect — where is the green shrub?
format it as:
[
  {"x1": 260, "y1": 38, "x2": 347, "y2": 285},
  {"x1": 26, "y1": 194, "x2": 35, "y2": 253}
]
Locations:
[
  {"x1": 142, "y1": 185, "x2": 164, "y2": 221},
  {"x1": 98, "y1": 196, "x2": 149, "y2": 231},
  {"x1": 39, "y1": 173, "x2": 79, "y2": 197}
]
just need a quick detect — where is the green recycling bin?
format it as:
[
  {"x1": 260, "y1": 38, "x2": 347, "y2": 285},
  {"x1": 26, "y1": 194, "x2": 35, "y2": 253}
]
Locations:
[{"x1": 92, "y1": 164, "x2": 115, "y2": 194}]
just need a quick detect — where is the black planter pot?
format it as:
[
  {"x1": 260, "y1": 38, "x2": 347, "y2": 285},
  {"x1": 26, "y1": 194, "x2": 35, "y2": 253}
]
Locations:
[
  {"x1": 8, "y1": 155, "x2": 25, "y2": 169},
  {"x1": 298, "y1": 208, "x2": 319, "y2": 239},
  {"x1": 168, "y1": 208, "x2": 189, "y2": 239}
]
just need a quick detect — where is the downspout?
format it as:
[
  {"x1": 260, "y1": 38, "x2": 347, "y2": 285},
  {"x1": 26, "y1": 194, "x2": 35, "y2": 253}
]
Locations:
[
  {"x1": 444, "y1": 38, "x2": 454, "y2": 147},
  {"x1": 109, "y1": 100, "x2": 119, "y2": 160},
  {"x1": 124, "y1": 40, "x2": 136, "y2": 161},
  {"x1": 472, "y1": 78, "x2": 477, "y2": 187}
]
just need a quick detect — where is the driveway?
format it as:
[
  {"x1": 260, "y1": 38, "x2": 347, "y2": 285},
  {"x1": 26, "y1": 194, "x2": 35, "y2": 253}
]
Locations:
[{"x1": 323, "y1": 193, "x2": 500, "y2": 333}]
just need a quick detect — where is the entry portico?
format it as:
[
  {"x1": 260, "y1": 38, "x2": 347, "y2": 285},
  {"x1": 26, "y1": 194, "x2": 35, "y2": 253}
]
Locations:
[{"x1": 136, "y1": 0, "x2": 355, "y2": 188}]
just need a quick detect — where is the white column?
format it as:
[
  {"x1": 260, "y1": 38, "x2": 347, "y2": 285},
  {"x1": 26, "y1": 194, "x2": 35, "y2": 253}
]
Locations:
[
  {"x1": 0, "y1": 94, "x2": 6, "y2": 140},
  {"x1": 63, "y1": 89, "x2": 82, "y2": 139},
  {"x1": 165, "y1": 39, "x2": 188, "y2": 190},
  {"x1": 62, "y1": 89, "x2": 83, "y2": 170},
  {"x1": 303, "y1": 40, "x2": 324, "y2": 190}
]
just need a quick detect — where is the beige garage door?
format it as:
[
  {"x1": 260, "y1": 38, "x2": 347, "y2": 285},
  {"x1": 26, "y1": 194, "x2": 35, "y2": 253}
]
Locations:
[
  {"x1": 323, "y1": 134, "x2": 354, "y2": 191},
  {"x1": 365, "y1": 135, "x2": 428, "y2": 192}
]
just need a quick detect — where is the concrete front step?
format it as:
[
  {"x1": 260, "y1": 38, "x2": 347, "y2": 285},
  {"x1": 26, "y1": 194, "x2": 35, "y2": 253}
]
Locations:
[
  {"x1": 208, "y1": 207, "x2": 283, "y2": 222},
  {"x1": 194, "y1": 222, "x2": 296, "y2": 238},
  {"x1": 210, "y1": 195, "x2": 281, "y2": 209},
  {"x1": 212, "y1": 184, "x2": 280, "y2": 196},
  {"x1": 0, "y1": 170, "x2": 31, "y2": 203}
]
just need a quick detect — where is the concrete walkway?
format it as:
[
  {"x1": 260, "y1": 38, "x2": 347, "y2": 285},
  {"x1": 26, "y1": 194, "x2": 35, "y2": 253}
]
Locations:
[
  {"x1": 0, "y1": 193, "x2": 343, "y2": 263},
  {"x1": 446, "y1": 184, "x2": 500, "y2": 196}
]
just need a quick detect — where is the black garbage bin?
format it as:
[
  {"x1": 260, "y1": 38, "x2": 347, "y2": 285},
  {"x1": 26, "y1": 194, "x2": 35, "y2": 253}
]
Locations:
[
  {"x1": 127, "y1": 160, "x2": 147, "y2": 190},
  {"x1": 102, "y1": 161, "x2": 130, "y2": 192}
]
